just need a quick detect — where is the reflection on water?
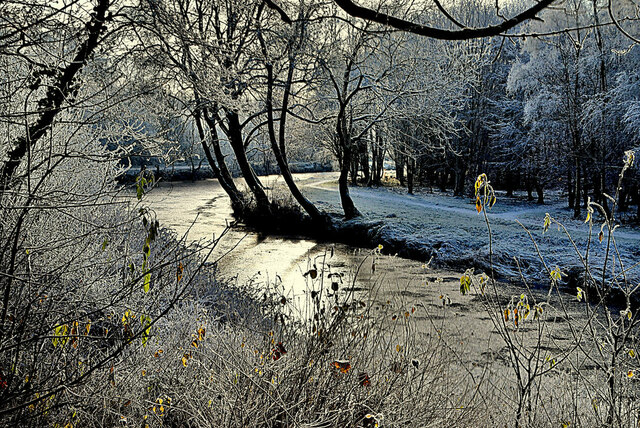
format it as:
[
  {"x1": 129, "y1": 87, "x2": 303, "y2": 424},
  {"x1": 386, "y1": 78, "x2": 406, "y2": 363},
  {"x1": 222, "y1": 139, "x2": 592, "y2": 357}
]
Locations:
[{"x1": 143, "y1": 178, "x2": 378, "y2": 305}]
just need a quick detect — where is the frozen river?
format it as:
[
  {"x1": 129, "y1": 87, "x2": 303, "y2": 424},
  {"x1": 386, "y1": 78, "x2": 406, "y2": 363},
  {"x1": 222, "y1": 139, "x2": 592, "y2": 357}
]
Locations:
[{"x1": 145, "y1": 172, "x2": 640, "y2": 297}]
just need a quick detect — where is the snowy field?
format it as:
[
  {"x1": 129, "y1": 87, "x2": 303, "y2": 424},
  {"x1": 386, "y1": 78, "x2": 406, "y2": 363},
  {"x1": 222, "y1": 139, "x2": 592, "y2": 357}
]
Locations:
[{"x1": 303, "y1": 176, "x2": 640, "y2": 286}]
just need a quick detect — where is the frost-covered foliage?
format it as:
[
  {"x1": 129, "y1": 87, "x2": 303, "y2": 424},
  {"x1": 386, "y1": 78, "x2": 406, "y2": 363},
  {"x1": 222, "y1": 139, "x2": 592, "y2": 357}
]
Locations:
[
  {"x1": 70, "y1": 262, "x2": 493, "y2": 428},
  {"x1": 484, "y1": 1, "x2": 640, "y2": 213},
  {"x1": 0, "y1": 3, "x2": 208, "y2": 422},
  {"x1": 0, "y1": 96, "x2": 260, "y2": 424}
]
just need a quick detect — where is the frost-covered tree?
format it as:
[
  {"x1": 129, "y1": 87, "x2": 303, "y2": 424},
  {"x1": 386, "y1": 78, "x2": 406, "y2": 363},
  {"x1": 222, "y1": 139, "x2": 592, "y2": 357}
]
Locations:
[
  {"x1": 0, "y1": 1, "x2": 188, "y2": 422},
  {"x1": 505, "y1": 0, "x2": 640, "y2": 215}
]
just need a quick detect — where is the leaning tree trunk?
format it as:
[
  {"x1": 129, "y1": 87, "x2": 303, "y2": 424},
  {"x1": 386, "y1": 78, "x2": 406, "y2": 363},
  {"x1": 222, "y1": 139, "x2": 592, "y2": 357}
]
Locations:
[
  {"x1": 258, "y1": 36, "x2": 326, "y2": 224},
  {"x1": 202, "y1": 108, "x2": 240, "y2": 192},
  {"x1": 193, "y1": 111, "x2": 243, "y2": 209},
  {"x1": 225, "y1": 110, "x2": 270, "y2": 210}
]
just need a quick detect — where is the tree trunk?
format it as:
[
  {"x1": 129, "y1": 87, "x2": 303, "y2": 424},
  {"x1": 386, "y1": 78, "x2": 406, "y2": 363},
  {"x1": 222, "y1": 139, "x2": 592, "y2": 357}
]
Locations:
[
  {"x1": 574, "y1": 160, "x2": 582, "y2": 218},
  {"x1": 598, "y1": 168, "x2": 611, "y2": 217},
  {"x1": 226, "y1": 110, "x2": 270, "y2": 210},
  {"x1": 193, "y1": 111, "x2": 243, "y2": 209},
  {"x1": 438, "y1": 169, "x2": 447, "y2": 192},
  {"x1": 202, "y1": 110, "x2": 237, "y2": 191},
  {"x1": 361, "y1": 140, "x2": 370, "y2": 185},
  {"x1": 568, "y1": 169, "x2": 575, "y2": 209},
  {"x1": 534, "y1": 177, "x2": 544, "y2": 204},
  {"x1": 339, "y1": 147, "x2": 361, "y2": 219},
  {"x1": 372, "y1": 132, "x2": 384, "y2": 185},
  {"x1": 369, "y1": 136, "x2": 377, "y2": 187},
  {"x1": 350, "y1": 145, "x2": 359, "y2": 185},
  {"x1": 407, "y1": 158, "x2": 414, "y2": 195},
  {"x1": 259, "y1": 47, "x2": 326, "y2": 224},
  {"x1": 618, "y1": 182, "x2": 628, "y2": 212},
  {"x1": 582, "y1": 165, "x2": 589, "y2": 209},
  {"x1": 526, "y1": 174, "x2": 534, "y2": 201},
  {"x1": 505, "y1": 170, "x2": 514, "y2": 197},
  {"x1": 454, "y1": 158, "x2": 466, "y2": 197},
  {"x1": 396, "y1": 158, "x2": 405, "y2": 186}
]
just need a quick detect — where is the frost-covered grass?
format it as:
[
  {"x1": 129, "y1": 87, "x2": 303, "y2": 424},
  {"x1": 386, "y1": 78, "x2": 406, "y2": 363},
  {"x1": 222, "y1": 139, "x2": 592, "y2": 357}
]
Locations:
[{"x1": 304, "y1": 178, "x2": 640, "y2": 284}]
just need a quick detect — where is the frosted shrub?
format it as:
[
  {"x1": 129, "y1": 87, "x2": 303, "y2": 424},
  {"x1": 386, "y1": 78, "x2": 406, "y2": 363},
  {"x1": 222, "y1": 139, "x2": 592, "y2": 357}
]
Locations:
[{"x1": 463, "y1": 152, "x2": 640, "y2": 428}]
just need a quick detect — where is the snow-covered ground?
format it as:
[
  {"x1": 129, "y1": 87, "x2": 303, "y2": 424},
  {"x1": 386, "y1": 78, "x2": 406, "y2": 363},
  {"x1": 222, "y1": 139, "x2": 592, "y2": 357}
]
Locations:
[{"x1": 303, "y1": 176, "x2": 640, "y2": 286}]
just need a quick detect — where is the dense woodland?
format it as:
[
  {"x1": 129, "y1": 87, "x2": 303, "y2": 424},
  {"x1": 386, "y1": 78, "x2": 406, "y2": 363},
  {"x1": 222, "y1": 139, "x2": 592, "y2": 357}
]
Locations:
[
  {"x1": 126, "y1": 0, "x2": 640, "y2": 220},
  {"x1": 2, "y1": 0, "x2": 640, "y2": 426},
  {"x1": 125, "y1": 0, "x2": 640, "y2": 221}
]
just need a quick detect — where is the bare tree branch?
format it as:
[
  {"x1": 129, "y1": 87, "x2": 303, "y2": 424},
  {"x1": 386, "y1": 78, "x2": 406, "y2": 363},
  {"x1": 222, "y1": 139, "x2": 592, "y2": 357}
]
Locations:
[{"x1": 331, "y1": 0, "x2": 556, "y2": 40}]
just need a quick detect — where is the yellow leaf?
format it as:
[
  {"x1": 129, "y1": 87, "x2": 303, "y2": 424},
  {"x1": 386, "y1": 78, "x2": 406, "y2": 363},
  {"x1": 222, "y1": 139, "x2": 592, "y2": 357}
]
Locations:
[
  {"x1": 475, "y1": 198, "x2": 482, "y2": 213},
  {"x1": 396, "y1": 344, "x2": 401, "y2": 352},
  {"x1": 143, "y1": 273, "x2": 151, "y2": 293},
  {"x1": 543, "y1": 213, "x2": 551, "y2": 234},
  {"x1": 460, "y1": 274, "x2": 471, "y2": 295}
]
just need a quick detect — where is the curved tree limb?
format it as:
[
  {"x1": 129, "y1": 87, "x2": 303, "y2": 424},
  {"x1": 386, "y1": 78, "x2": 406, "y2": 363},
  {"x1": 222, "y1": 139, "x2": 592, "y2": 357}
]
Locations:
[
  {"x1": 1, "y1": 0, "x2": 111, "y2": 190},
  {"x1": 265, "y1": 0, "x2": 556, "y2": 40}
]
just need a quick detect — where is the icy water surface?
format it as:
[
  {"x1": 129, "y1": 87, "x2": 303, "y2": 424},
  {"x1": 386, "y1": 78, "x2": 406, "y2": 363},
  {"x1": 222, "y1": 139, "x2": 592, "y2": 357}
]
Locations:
[{"x1": 143, "y1": 176, "x2": 387, "y2": 308}]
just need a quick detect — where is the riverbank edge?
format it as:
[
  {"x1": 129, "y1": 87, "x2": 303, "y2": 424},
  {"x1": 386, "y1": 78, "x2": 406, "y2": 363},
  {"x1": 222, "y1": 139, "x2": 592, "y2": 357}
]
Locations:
[
  {"x1": 116, "y1": 162, "x2": 334, "y2": 184},
  {"x1": 235, "y1": 199, "x2": 632, "y2": 310}
]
